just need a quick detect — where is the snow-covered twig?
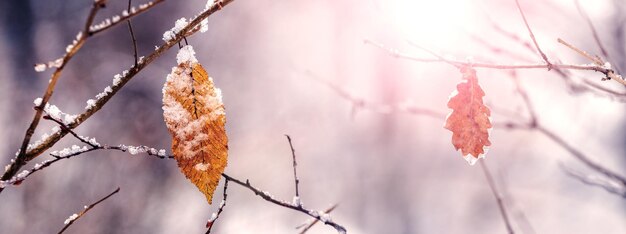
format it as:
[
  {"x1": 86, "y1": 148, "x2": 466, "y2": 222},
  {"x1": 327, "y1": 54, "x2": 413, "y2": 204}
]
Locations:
[
  {"x1": 88, "y1": 0, "x2": 165, "y2": 36},
  {"x1": 220, "y1": 173, "x2": 347, "y2": 233},
  {"x1": 297, "y1": 204, "x2": 338, "y2": 234},
  {"x1": 205, "y1": 179, "x2": 229, "y2": 234},
  {"x1": 57, "y1": 187, "x2": 120, "y2": 234}
]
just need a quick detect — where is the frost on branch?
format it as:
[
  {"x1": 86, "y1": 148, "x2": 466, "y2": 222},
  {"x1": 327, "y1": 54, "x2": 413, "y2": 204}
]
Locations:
[
  {"x1": 162, "y1": 18, "x2": 188, "y2": 42},
  {"x1": 162, "y1": 45, "x2": 228, "y2": 204},
  {"x1": 444, "y1": 66, "x2": 492, "y2": 165}
]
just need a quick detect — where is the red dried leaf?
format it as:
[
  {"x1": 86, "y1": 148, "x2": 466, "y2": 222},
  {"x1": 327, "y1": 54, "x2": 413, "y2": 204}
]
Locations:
[{"x1": 444, "y1": 66, "x2": 492, "y2": 165}]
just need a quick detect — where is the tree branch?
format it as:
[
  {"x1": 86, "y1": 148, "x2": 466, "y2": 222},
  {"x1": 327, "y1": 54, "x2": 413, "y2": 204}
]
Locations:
[
  {"x1": 57, "y1": 187, "x2": 120, "y2": 234},
  {"x1": 514, "y1": 0, "x2": 552, "y2": 69},
  {"x1": 480, "y1": 161, "x2": 514, "y2": 234}
]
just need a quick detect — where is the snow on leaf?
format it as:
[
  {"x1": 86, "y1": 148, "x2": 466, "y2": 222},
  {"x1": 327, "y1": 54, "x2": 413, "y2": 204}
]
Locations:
[
  {"x1": 162, "y1": 46, "x2": 227, "y2": 204},
  {"x1": 444, "y1": 66, "x2": 492, "y2": 165}
]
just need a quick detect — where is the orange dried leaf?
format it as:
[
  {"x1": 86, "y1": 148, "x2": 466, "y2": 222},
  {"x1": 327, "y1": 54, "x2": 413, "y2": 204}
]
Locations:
[
  {"x1": 444, "y1": 66, "x2": 492, "y2": 165},
  {"x1": 162, "y1": 46, "x2": 227, "y2": 204}
]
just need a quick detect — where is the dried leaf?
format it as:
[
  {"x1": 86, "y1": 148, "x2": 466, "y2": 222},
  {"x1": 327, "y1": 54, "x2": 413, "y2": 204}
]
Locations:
[
  {"x1": 444, "y1": 66, "x2": 492, "y2": 165},
  {"x1": 162, "y1": 46, "x2": 227, "y2": 204}
]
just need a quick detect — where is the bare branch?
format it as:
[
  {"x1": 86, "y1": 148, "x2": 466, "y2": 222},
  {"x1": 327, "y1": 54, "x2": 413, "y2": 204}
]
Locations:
[
  {"x1": 365, "y1": 39, "x2": 614, "y2": 73},
  {"x1": 89, "y1": 0, "x2": 165, "y2": 36},
  {"x1": 536, "y1": 126, "x2": 626, "y2": 188},
  {"x1": 285, "y1": 135, "x2": 301, "y2": 201},
  {"x1": 480, "y1": 161, "x2": 514, "y2": 234},
  {"x1": 57, "y1": 187, "x2": 120, "y2": 234},
  {"x1": 303, "y1": 69, "x2": 446, "y2": 120},
  {"x1": 561, "y1": 164, "x2": 626, "y2": 197},
  {"x1": 574, "y1": 0, "x2": 611, "y2": 64},
  {"x1": 514, "y1": 0, "x2": 552, "y2": 69}
]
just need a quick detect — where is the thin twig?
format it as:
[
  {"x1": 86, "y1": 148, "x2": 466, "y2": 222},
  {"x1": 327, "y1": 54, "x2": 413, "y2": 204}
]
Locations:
[
  {"x1": 405, "y1": 40, "x2": 461, "y2": 69},
  {"x1": 514, "y1": 0, "x2": 552, "y2": 70},
  {"x1": 206, "y1": 179, "x2": 229, "y2": 233},
  {"x1": 302, "y1": 68, "x2": 446, "y2": 120},
  {"x1": 220, "y1": 173, "x2": 347, "y2": 233},
  {"x1": 560, "y1": 164, "x2": 626, "y2": 197},
  {"x1": 480, "y1": 160, "x2": 514, "y2": 234},
  {"x1": 557, "y1": 38, "x2": 603, "y2": 65},
  {"x1": 298, "y1": 204, "x2": 339, "y2": 234},
  {"x1": 88, "y1": 0, "x2": 165, "y2": 36},
  {"x1": 574, "y1": 0, "x2": 612, "y2": 64},
  {"x1": 365, "y1": 39, "x2": 612, "y2": 72},
  {"x1": 509, "y1": 71, "x2": 537, "y2": 127},
  {"x1": 57, "y1": 187, "x2": 120, "y2": 234},
  {"x1": 127, "y1": 0, "x2": 139, "y2": 66},
  {"x1": 285, "y1": 135, "x2": 300, "y2": 200},
  {"x1": 536, "y1": 126, "x2": 626, "y2": 188}
]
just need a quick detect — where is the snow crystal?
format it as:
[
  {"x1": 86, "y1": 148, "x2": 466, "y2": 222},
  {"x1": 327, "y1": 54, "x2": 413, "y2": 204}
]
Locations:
[
  {"x1": 66, "y1": 44, "x2": 75, "y2": 53},
  {"x1": 162, "y1": 18, "x2": 188, "y2": 42},
  {"x1": 200, "y1": 18, "x2": 209, "y2": 33},
  {"x1": 113, "y1": 74, "x2": 122, "y2": 86},
  {"x1": 157, "y1": 149, "x2": 166, "y2": 156},
  {"x1": 292, "y1": 196, "x2": 302, "y2": 207},
  {"x1": 320, "y1": 212, "x2": 332, "y2": 222},
  {"x1": 17, "y1": 170, "x2": 30, "y2": 179},
  {"x1": 33, "y1": 160, "x2": 52, "y2": 170},
  {"x1": 463, "y1": 153, "x2": 485, "y2": 166},
  {"x1": 81, "y1": 136, "x2": 100, "y2": 147},
  {"x1": 176, "y1": 45, "x2": 198, "y2": 65},
  {"x1": 51, "y1": 58, "x2": 63, "y2": 68},
  {"x1": 64, "y1": 213, "x2": 79, "y2": 225},
  {"x1": 86, "y1": 99, "x2": 96, "y2": 110},
  {"x1": 208, "y1": 212, "x2": 218, "y2": 222},
  {"x1": 34, "y1": 63, "x2": 46, "y2": 72},
  {"x1": 206, "y1": 0, "x2": 215, "y2": 10},
  {"x1": 112, "y1": 15, "x2": 121, "y2": 23},
  {"x1": 194, "y1": 163, "x2": 210, "y2": 171},
  {"x1": 34, "y1": 98, "x2": 77, "y2": 125},
  {"x1": 603, "y1": 62, "x2": 612, "y2": 70},
  {"x1": 53, "y1": 145, "x2": 89, "y2": 157},
  {"x1": 128, "y1": 146, "x2": 139, "y2": 155}
]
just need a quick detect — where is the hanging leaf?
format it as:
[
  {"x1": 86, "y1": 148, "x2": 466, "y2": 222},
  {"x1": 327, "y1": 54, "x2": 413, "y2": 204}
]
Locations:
[
  {"x1": 444, "y1": 66, "x2": 492, "y2": 165},
  {"x1": 162, "y1": 45, "x2": 227, "y2": 204}
]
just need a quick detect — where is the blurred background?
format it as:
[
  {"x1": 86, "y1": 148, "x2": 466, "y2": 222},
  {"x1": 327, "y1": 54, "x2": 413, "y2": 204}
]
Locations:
[{"x1": 0, "y1": 0, "x2": 625, "y2": 233}]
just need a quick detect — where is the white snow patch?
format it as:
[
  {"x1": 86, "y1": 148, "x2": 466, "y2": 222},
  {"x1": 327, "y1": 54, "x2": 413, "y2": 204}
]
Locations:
[
  {"x1": 64, "y1": 213, "x2": 79, "y2": 225},
  {"x1": 176, "y1": 45, "x2": 198, "y2": 65},
  {"x1": 194, "y1": 163, "x2": 210, "y2": 171},
  {"x1": 162, "y1": 18, "x2": 188, "y2": 42}
]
